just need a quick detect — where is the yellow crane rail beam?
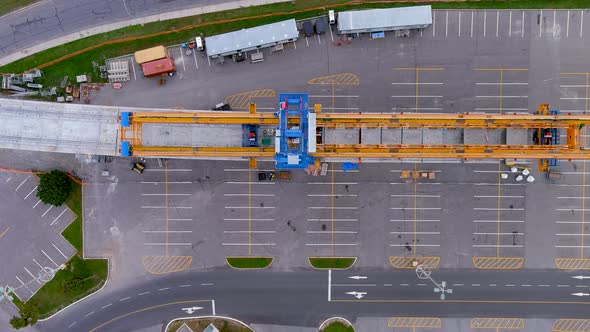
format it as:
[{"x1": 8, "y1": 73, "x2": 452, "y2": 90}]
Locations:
[{"x1": 131, "y1": 145, "x2": 275, "y2": 157}]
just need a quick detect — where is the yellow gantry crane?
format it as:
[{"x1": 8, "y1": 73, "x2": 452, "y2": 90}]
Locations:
[{"x1": 121, "y1": 104, "x2": 588, "y2": 160}]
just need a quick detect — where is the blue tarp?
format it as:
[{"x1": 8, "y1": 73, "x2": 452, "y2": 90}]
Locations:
[
  {"x1": 121, "y1": 141, "x2": 130, "y2": 156},
  {"x1": 121, "y1": 112, "x2": 131, "y2": 128}
]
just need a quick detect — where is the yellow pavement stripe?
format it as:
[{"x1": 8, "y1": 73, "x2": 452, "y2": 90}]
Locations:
[
  {"x1": 307, "y1": 73, "x2": 360, "y2": 85},
  {"x1": 475, "y1": 68, "x2": 529, "y2": 71},
  {"x1": 89, "y1": 299, "x2": 211, "y2": 332},
  {"x1": 555, "y1": 258, "x2": 590, "y2": 270},
  {"x1": 471, "y1": 318, "x2": 525, "y2": 329},
  {"x1": 553, "y1": 319, "x2": 590, "y2": 332},
  {"x1": 142, "y1": 256, "x2": 192, "y2": 274},
  {"x1": 561, "y1": 72, "x2": 590, "y2": 75},
  {"x1": 388, "y1": 317, "x2": 442, "y2": 328},
  {"x1": 223, "y1": 89, "x2": 276, "y2": 109},
  {"x1": 0, "y1": 226, "x2": 10, "y2": 239},
  {"x1": 389, "y1": 256, "x2": 440, "y2": 269},
  {"x1": 472, "y1": 256, "x2": 524, "y2": 270}
]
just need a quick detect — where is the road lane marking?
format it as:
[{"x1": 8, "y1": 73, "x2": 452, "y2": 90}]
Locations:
[
  {"x1": 68, "y1": 322, "x2": 77, "y2": 328},
  {"x1": 474, "y1": 220, "x2": 524, "y2": 223},
  {"x1": 179, "y1": 284, "x2": 191, "y2": 288},
  {"x1": 446, "y1": 11, "x2": 449, "y2": 37},
  {"x1": 84, "y1": 311, "x2": 95, "y2": 317},
  {"x1": 143, "y1": 243, "x2": 192, "y2": 246},
  {"x1": 120, "y1": 297, "x2": 131, "y2": 301},
  {"x1": 567, "y1": 10, "x2": 570, "y2": 37},
  {"x1": 101, "y1": 303, "x2": 112, "y2": 309},
  {"x1": 496, "y1": 11, "x2": 499, "y2": 37},
  {"x1": 522, "y1": 11, "x2": 525, "y2": 37},
  {"x1": 484, "y1": 11, "x2": 487, "y2": 37},
  {"x1": 0, "y1": 226, "x2": 10, "y2": 239},
  {"x1": 471, "y1": 11, "x2": 474, "y2": 37},
  {"x1": 158, "y1": 287, "x2": 170, "y2": 291},
  {"x1": 138, "y1": 291, "x2": 150, "y2": 296},
  {"x1": 459, "y1": 11, "x2": 461, "y2": 37},
  {"x1": 540, "y1": 10, "x2": 543, "y2": 37},
  {"x1": 509, "y1": 11, "x2": 512, "y2": 36}
]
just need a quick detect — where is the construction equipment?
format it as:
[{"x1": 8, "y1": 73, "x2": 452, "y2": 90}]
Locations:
[{"x1": 131, "y1": 162, "x2": 145, "y2": 174}]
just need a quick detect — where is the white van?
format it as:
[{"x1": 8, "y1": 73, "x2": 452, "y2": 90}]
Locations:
[
  {"x1": 328, "y1": 10, "x2": 335, "y2": 25},
  {"x1": 195, "y1": 36, "x2": 204, "y2": 51}
]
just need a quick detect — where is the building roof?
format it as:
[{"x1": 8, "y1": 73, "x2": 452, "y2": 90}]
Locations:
[
  {"x1": 203, "y1": 323, "x2": 219, "y2": 332},
  {"x1": 141, "y1": 57, "x2": 175, "y2": 77},
  {"x1": 134, "y1": 45, "x2": 167, "y2": 64},
  {"x1": 338, "y1": 5, "x2": 432, "y2": 32},
  {"x1": 206, "y1": 19, "x2": 298, "y2": 57}
]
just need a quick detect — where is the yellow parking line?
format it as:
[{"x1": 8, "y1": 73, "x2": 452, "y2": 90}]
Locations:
[
  {"x1": 552, "y1": 318, "x2": 590, "y2": 332},
  {"x1": 472, "y1": 256, "x2": 524, "y2": 270},
  {"x1": 388, "y1": 316, "x2": 442, "y2": 328},
  {"x1": 0, "y1": 226, "x2": 9, "y2": 239},
  {"x1": 307, "y1": 73, "x2": 360, "y2": 85},
  {"x1": 389, "y1": 256, "x2": 440, "y2": 269},
  {"x1": 471, "y1": 317, "x2": 525, "y2": 329},
  {"x1": 475, "y1": 68, "x2": 529, "y2": 71},
  {"x1": 555, "y1": 257, "x2": 590, "y2": 270}
]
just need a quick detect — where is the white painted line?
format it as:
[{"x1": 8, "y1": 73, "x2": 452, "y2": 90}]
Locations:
[
  {"x1": 41, "y1": 205, "x2": 53, "y2": 217},
  {"x1": 332, "y1": 284, "x2": 376, "y2": 287},
  {"x1": 201, "y1": 283, "x2": 214, "y2": 286},
  {"x1": 474, "y1": 195, "x2": 524, "y2": 198},
  {"x1": 553, "y1": 10, "x2": 556, "y2": 37},
  {"x1": 394, "y1": 107, "x2": 444, "y2": 111},
  {"x1": 33, "y1": 258, "x2": 44, "y2": 270},
  {"x1": 539, "y1": 285, "x2": 550, "y2": 287},
  {"x1": 475, "y1": 108, "x2": 528, "y2": 111},
  {"x1": 317, "y1": 34, "x2": 321, "y2": 45},
  {"x1": 309, "y1": 95, "x2": 360, "y2": 98},
  {"x1": 51, "y1": 242, "x2": 68, "y2": 259},
  {"x1": 68, "y1": 322, "x2": 77, "y2": 328},
  {"x1": 509, "y1": 11, "x2": 512, "y2": 37},
  {"x1": 453, "y1": 283, "x2": 464, "y2": 287},
  {"x1": 41, "y1": 250, "x2": 59, "y2": 267},
  {"x1": 158, "y1": 287, "x2": 170, "y2": 291},
  {"x1": 179, "y1": 284, "x2": 191, "y2": 288},
  {"x1": 390, "y1": 194, "x2": 440, "y2": 198},
  {"x1": 390, "y1": 182, "x2": 442, "y2": 185},
  {"x1": 558, "y1": 196, "x2": 590, "y2": 199},
  {"x1": 390, "y1": 231, "x2": 440, "y2": 235},
  {"x1": 84, "y1": 311, "x2": 94, "y2": 317},
  {"x1": 142, "y1": 230, "x2": 193, "y2": 233},
  {"x1": 224, "y1": 168, "x2": 275, "y2": 172},
  {"x1": 141, "y1": 206, "x2": 192, "y2": 209},
  {"x1": 308, "y1": 194, "x2": 358, "y2": 197},
  {"x1": 192, "y1": 48, "x2": 199, "y2": 69},
  {"x1": 446, "y1": 11, "x2": 449, "y2": 37},
  {"x1": 557, "y1": 208, "x2": 590, "y2": 211},
  {"x1": 308, "y1": 218, "x2": 358, "y2": 222},
  {"x1": 522, "y1": 11, "x2": 525, "y2": 38},
  {"x1": 142, "y1": 181, "x2": 192, "y2": 184},
  {"x1": 401, "y1": 283, "x2": 410, "y2": 286},
  {"x1": 224, "y1": 230, "x2": 276, "y2": 234},
  {"x1": 555, "y1": 245, "x2": 590, "y2": 248},
  {"x1": 433, "y1": 11, "x2": 436, "y2": 36},
  {"x1": 391, "y1": 95, "x2": 443, "y2": 98},
  {"x1": 222, "y1": 243, "x2": 276, "y2": 246},
  {"x1": 557, "y1": 221, "x2": 590, "y2": 224},
  {"x1": 309, "y1": 207, "x2": 358, "y2": 210},
  {"x1": 561, "y1": 97, "x2": 590, "y2": 100},
  {"x1": 561, "y1": 85, "x2": 590, "y2": 88},
  {"x1": 474, "y1": 220, "x2": 524, "y2": 223},
  {"x1": 179, "y1": 47, "x2": 186, "y2": 72},
  {"x1": 155, "y1": 218, "x2": 193, "y2": 221},
  {"x1": 391, "y1": 219, "x2": 439, "y2": 222},
  {"x1": 540, "y1": 10, "x2": 543, "y2": 37},
  {"x1": 305, "y1": 35, "x2": 309, "y2": 47},
  {"x1": 329, "y1": 24, "x2": 334, "y2": 42},
  {"x1": 506, "y1": 284, "x2": 515, "y2": 287},
  {"x1": 522, "y1": 284, "x2": 531, "y2": 287},
  {"x1": 472, "y1": 245, "x2": 524, "y2": 248},
  {"x1": 141, "y1": 193, "x2": 191, "y2": 196},
  {"x1": 307, "y1": 231, "x2": 357, "y2": 234},
  {"x1": 581, "y1": 10, "x2": 584, "y2": 38},
  {"x1": 474, "y1": 207, "x2": 524, "y2": 211},
  {"x1": 120, "y1": 297, "x2": 131, "y2": 301},
  {"x1": 24, "y1": 267, "x2": 40, "y2": 284},
  {"x1": 390, "y1": 207, "x2": 441, "y2": 210},
  {"x1": 476, "y1": 82, "x2": 527, "y2": 85},
  {"x1": 224, "y1": 218, "x2": 275, "y2": 221},
  {"x1": 328, "y1": 270, "x2": 332, "y2": 302},
  {"x1": 5, "y1": 176, "x2": 12, "y2": 182},
  {"x1": 474, "y1": 183, "x2": 525, "y2": 186},
  {"x1": 207, "y1": 55, "x2": 211, "y2": 66},
  {"x1": 322, "y1": 107, "x2": 360, "y2": 111},
  {"x1": 556, "y1": 233, "x2": 590, "y2": 236},
  {"x1": 556, "y1": 184, "x2": 590, "y2": 187},
  {"x1": 225, "y1": 206, "x2": 275, "y2": 209},
  {"x1": 15, "y1": 176, "x2": 29, "y2": 191},
  {"x1": 391, "y1": 82, "x2": 443, "y2": 85},
  {"x1": 567, "y1": 10, "x2": 570, "y2": 38},
  {"x1": 306, "y1": 243, "x2": 357, "y2": 246},
  {"x1": 496, "y1": 11, "x2": 499, "y2": 37},
  {"x1": 558, "y1": 285, "x2": 570, "y2": 287},
  {"x1": 476, "y1": 95, "x2": 528, "y2": 98},
  {"x1": 489, "y1": 284, "x2": 497, "y2": 287},
  {"x1": 459, "y1": 11, "x2": 461, "y2": 37},
  {"x1": 143, "y1": 243, "x2": 192, "y2": 246},
  {"x1": 473, "y1": 284, "x2": 481, "y2": 287},
  {"x1": 24, "y1": 185, "x2": 37, "y2": 199},
  {"x1": 389, "y1": 244, "x2": 440, "y2": 247},
  {"x1": 16, "y1": 276, "x2": 32, "y2": 294},
  {"x1": 51, "y1": 209, "x2": 68, "y2": 226},
  {"x1": 145, "y1": 168, "x2": 192, "y2": 172},
  {"x1": 576, "y1": 285, "x2": 589, "y2": 288},
  {"x1": 474, "y1": 232, "x2": 524, "y2": 235},
  {"x1": 471, "y1": 11, "x2": 474, "y2": 38},
  {"x1": 225, "y1": 181, "x2": 275, "y2": 185},
  {"x1": 484, "y1": 11, "x2": 487, "y2": 37},
  {"x1": 138, "y1": 291, "x2": 150, "y2": 296},
  {"x1": 224, "y1": 194, "x2": 275, "y2": 197},
  {"x1": 308, "y1": 182, "x2": 358, "y2": 185},
  {"x1": 384, "y1": 284, "x2": 393, "y2": 286},
  {"x1": 131, "y1": 57, "x2": 137, "y2": 80},
  {"x1": 101, "y1": 303, "x2": 112, "y2": 309}
]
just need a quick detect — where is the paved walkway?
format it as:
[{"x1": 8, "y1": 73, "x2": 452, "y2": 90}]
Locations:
[{"x1": 0, "y1": 0, "x2": 290, "y2": 67}]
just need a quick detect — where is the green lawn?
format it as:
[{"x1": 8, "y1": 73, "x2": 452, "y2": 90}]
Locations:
[
  {"x1": 0, "y1": 0, "x2": 42, "y2": 17},
  {"x1": 321, "y1": 322, "x2": 355, "y2": 332},
  {"x1": 309, "y1": 257, "x2": 356, "y2": 269},
  {"x1": 0, "y1": 0, "x2": 588, "y2": 89},
  {"x1": 226, "y1": 257, "x2": 273, "y2": 269},
  {"x1": 11, "y1": 178, "x2": 108, "y2": 322}
]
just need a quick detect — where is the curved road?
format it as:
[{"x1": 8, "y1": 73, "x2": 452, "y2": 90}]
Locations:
[
  {"x1": 38, "y1": 268, "x2": 590, "y2": 331},
  {"x1": 0, "y1": 0, "x2": 234, "y2": 59}
]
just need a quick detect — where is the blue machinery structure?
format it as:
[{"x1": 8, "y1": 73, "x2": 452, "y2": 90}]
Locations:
[
  {"x1": 537, "y1": 106, "x2": 561, "y2": 171},
  {"x1": 274, "y1": 93, "x2": 315, "y2": 169}
]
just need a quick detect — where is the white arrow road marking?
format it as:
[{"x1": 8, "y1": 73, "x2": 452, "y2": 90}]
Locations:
[
  {"x1": 571, "y1": 292, "x2": 590, "y2": 297},
  {"x1": 345, "y1": 291, "x2": 367, "y2": 299},
  {"x1": 181, "y1": 306, "x2": 203, "y2": 314},
  {"x1": 572, "y1": 275, "x2": 590, "y2": 280},
  {"x1": 348, "y1": 276, "x2": 367, "y2": 280}
]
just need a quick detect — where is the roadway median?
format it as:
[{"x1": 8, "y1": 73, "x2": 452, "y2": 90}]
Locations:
[
  {"x1": 226, "y1": 256, "x2": 273, "y2": 269},
  {"x1": 309, "y1": 257, "x2": 356, "y2": 270}
]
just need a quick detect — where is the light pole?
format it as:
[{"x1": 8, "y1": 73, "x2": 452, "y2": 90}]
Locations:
[{"x1": 415, "y1": 264, "x2": 453, "y2": 300}]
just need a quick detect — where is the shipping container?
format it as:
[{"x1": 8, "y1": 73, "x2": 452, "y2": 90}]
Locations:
[
  {"x1": 141, "y1": 57, "x2": 176, "y2": 77},
  {"x1": 134, "y1": 46, "x2": 168, "y2": 64}
]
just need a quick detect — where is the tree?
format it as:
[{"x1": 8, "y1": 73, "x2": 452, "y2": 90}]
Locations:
[
  {"x1": 36, "y1": 170, "x2": 72, "y2": 206},
  {"x1": 9, "y1": 302, "x2": 39, "y2": 329}
]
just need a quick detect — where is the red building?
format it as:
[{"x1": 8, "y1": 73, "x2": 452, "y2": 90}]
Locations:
[{"x1": 141, "y1": 57, "x2": 176, "y2": 77}]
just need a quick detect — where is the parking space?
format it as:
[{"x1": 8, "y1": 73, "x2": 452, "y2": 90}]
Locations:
[
  {"x1": 388, "y1": 166, "x2": 442, "y2": 268},
  {"x1": 305, "y1": 165, "x2": 360, "y2": 258},
  {"x1": 391, "y1": 68, "x2": 446, "y2": 112},
  {"x1": 473, "y1": 68, "x2": 529, "y2": 113},
  {"x1": 306, "y1": 73, "x2": 361, "y2": 112},
  {"x1": 0, "y1": 171, "x2": 76, "y2": 300}
]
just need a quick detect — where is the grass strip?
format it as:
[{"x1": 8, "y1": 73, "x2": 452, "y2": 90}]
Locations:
[
  {"x1": 226, "y1": 257, "x2": 273, "y2": 269},
  {"x1": 309, "y1": 257, "x2": 356, "y2": 269},
  {"x1": 321, "y1": 321, "x2": 355, "y2": 332},
  {"x1": 12, "y1": 180, "x2": 108, "y2": 320},
  {"x1": 0, "y1": 0, "x2": 41, "y2": 17},
  {"x1": 0, "y1": 0, "x2": 587, "y2": 88}
]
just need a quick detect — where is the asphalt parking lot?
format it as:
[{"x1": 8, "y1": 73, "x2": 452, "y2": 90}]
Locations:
[
  {"x1": 0, "y1": 171, "x2": 76, "y2": 301},
  {"x1": 78, "y1": 9, "x2": 590, "y2": 276}
]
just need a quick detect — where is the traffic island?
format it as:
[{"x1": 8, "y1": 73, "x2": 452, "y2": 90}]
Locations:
[
  {"x1": 226, "y1": 256, "x2": 273, "y2": 269},
  {"x1": 309, "y1": 257, "x2": 357, "y2": 270},
  {"x1": 166, "y1": 316, "x2": 253, "y2": 332},
  {"x1": 319, "y1": 317, "x2": 356, "y2": 332}
]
